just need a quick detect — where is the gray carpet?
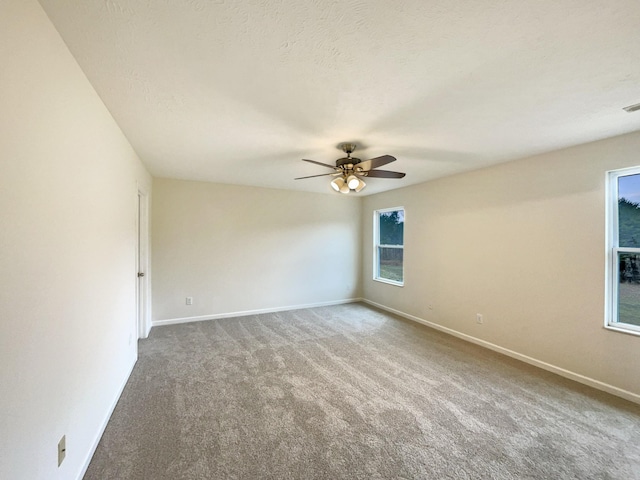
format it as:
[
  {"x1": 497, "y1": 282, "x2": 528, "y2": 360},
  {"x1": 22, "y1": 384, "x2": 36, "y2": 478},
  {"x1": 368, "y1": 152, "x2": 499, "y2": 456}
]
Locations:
[{"x1": 85, "y1": 303, "x2": 640, "y2": 479}]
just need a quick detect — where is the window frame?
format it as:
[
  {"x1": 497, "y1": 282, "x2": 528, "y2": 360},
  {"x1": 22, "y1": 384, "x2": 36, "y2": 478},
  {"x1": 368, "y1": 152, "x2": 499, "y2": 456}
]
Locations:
[
  {"x1": 605, "y1": 167, "x2": 640, "y2": 336},
  {"x1": 373, "y1": 206, "x2": 405, "y2": 287}
]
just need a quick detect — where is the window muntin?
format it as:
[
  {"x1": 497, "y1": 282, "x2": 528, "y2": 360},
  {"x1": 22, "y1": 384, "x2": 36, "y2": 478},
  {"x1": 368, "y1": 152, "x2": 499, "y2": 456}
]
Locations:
[
  {"x1": 374, "y1": 207, "x2": 404, "y2": 286},
  {"x1": 607, "y1": 168, "x2": 640, "y2": 334}
]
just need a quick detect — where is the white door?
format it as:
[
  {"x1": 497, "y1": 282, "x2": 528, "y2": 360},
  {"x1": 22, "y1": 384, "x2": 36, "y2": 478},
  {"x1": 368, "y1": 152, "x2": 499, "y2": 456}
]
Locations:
[{"x1": 136, "y1": 190, "x2": 149, "y2": 338}]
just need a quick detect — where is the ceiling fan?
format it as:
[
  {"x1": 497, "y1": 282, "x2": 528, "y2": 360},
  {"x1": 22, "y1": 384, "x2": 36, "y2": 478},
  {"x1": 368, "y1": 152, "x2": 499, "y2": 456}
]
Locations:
[{"x1": 295, "y1": 143, "x2": 405, "y2": 194}]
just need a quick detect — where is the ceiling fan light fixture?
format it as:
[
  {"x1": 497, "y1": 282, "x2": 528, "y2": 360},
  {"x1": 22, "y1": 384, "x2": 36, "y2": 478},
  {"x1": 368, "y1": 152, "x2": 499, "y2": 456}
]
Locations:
[
  {"x1": 298, "y1": 143, "x2": 405, "y2": 194},
  {"x1": 346, "y1": 174, "x2": 360, "y2": 189},
  {"x1": 330, "y1": 177, "x2": 343, "y2": 192}
]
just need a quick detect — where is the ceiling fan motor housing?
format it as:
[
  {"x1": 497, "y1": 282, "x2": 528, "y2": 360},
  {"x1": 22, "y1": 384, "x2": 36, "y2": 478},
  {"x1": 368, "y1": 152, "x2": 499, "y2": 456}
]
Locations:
[{"x1": 336, "y1": 157, "x2": 361, "y2": 168}]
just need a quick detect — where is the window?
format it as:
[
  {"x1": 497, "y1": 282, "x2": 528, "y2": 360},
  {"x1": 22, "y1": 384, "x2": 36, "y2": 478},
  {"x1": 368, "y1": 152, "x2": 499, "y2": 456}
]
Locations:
[
  {"x1": 374, "y1": 207, "x2": 404, "y2": 286},
  {"x1": 606, "y1": 167, "x2": 640, "y2": 335}
]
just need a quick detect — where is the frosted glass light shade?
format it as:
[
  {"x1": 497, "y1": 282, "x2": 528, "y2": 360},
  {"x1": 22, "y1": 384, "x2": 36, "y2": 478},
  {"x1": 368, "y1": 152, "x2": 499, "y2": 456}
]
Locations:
[
  {"x1": 355, "y1": 178, "x2": 366, "y2": 192},
  {"x1": 346, "y1": 174, "x2": 360, "y2": 189},
  {"x1": 330, "y1": 177, "x2": 345, "y2": 192}
]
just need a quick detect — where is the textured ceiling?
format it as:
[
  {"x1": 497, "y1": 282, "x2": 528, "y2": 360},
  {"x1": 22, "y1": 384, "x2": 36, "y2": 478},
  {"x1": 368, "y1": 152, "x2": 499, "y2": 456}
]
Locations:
[{"x1": 38, "y1": 0, "x2": 640, "y2": 195}]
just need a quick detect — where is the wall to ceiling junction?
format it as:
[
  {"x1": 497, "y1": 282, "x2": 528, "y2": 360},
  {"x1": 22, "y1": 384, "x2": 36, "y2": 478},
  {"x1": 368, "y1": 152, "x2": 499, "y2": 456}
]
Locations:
[
  {"x1": 0, "y1": 1, "x2": 151, "y2": 478},
  {"x1": 362, "y1": 130, "x2": 640, "y2": 402},
  {"x1": 152, "y1": 178, "x2": 362, "y2": 324}
]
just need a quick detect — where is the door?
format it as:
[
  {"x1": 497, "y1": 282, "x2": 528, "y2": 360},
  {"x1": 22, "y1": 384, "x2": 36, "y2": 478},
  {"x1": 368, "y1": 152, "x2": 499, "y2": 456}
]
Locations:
[{"x1": 136, "y1": 189, "x2": 150, "y2": 338}]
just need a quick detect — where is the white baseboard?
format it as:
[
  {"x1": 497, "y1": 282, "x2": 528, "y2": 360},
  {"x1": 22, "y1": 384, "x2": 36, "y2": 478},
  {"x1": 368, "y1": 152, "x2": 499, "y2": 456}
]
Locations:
[
  {"x1": 76, "y1": 354, "x2": 138, "y2": 480},
  {"x1": 362, "y1": 299, "x2": 640, "y2": 405},
  {"x1": 152, "y1": 298, "x2": 363, "y2": 327}
]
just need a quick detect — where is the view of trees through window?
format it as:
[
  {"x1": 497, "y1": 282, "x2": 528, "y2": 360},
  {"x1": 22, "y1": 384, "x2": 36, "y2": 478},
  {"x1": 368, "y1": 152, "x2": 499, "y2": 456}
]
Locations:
[
  {"x1": 616, "y1": 174, "x2": 640, "y2": 326},
  {"x1": 377, "y1": 209, "x2": 404, "y2": 283}
]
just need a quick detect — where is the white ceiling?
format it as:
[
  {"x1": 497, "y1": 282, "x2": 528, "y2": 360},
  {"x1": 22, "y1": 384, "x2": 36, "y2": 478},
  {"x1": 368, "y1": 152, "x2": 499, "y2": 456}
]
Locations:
[{"x1": 38, "y1": 0, "x2": 640, "y2": 195}]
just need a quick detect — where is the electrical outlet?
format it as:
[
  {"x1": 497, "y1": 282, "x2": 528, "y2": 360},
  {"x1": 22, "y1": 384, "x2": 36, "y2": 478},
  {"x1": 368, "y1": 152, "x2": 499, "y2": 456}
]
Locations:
[
  {"x1": 186, "y1": 297, "x2": 193, "y2": 305},
  {"x1": 58, "y1": 435, "x2": 66, "y2": 467},
  {"x1": 476, "y1": 313, "x2": 483, "y2": 324}
]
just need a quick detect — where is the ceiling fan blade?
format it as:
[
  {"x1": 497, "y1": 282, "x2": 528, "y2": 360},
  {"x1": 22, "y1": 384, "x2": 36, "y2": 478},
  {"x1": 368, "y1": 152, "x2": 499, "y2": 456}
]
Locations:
[
  {"x1": 302, "y1": 158, "x2": 338, "y2": 169},
  {"x1": 294, "y1": 173, "x2": 339, "y2": 180},
  {"x1": 361, "y1": 169, "x2": 406, "y2": 179},
  {"x1": 357, "y1": 155, "x2": 396, "y2": 171}
]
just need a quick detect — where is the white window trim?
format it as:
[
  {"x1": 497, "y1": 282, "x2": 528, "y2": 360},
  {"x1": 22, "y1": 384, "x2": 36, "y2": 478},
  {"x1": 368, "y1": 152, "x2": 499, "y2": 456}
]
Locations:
[
  {"x1": 373, "y1": 206, "x2": 405, "y2": 287},
  {"x1": 605, "y1": 167, "x2": 640, "y2": 336}
]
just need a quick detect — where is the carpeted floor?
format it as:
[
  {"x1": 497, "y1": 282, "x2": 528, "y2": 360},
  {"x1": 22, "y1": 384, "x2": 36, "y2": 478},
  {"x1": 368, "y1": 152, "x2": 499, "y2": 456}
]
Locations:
[{"x1": 85, "y1": 303, "x2": 640, "y2": 479}]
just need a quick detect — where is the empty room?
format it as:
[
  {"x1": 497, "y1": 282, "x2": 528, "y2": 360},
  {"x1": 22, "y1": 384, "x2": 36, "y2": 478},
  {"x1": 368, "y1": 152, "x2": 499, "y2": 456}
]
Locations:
[{"x1": 2, "y1": 0, "x2": 640, "y2": 479}]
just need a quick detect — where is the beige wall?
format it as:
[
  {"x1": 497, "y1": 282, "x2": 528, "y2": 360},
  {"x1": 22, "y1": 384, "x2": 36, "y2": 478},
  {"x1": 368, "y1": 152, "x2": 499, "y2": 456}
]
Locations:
[
  {"x1": 362, "y1": 131, "x2": 640, "y2": 400},
  {"x1": 152, "y1": 179, "x2": 361, "y2": 322},
  {"x1": 0, "y1": 1, "x2": 151, "y2": 478}
]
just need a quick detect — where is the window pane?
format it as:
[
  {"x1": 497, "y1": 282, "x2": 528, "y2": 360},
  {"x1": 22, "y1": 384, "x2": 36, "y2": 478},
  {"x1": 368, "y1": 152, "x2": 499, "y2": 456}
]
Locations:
[
  {"x1": 617, "y1": 252, "x2": 640, "y2": 326},
  {"x1": 379, "y1": 247, "x2": 403, "y2": 282},
  {"x1": 618, "y1": 174, "x2": 640, "y2": 248},
  {"x1": 379, "y1": 210, "x2": 404, "y2": 245}
]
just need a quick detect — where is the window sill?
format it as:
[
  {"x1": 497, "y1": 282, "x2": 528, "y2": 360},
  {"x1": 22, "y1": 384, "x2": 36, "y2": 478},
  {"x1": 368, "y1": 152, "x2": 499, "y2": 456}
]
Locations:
[
  {"x1": 373, "y1": 277, "x2": 404, "y2": 287},
  {"x1": 604, "y1": 324, "x2": 640, "y2": 337}
]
